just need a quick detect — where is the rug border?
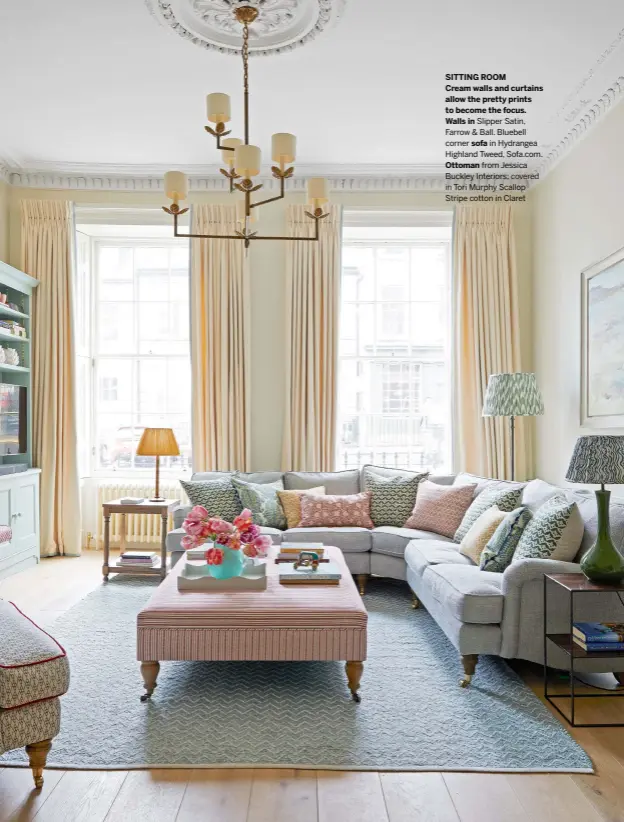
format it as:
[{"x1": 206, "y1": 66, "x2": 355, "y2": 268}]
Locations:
[{"x1": 0, "y1": 761, "x2": 595, "y2": 774}]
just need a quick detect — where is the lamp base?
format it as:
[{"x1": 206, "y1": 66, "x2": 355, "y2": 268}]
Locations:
[
  {"x1": 149, "y1": 496, "x2": 166, "y2": 503},
  {"x1": 580, "y1": 490, "x2": 624, "y2": 584}
]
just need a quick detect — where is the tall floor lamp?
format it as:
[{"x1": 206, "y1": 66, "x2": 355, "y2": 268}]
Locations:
[{"x1": 482, "y1": 372, "x2": 544, "y2": 481}]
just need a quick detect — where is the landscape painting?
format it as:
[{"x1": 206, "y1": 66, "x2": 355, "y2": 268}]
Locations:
[{"x1": 583, "y1": 247, "x2": 624, "y2": 427}]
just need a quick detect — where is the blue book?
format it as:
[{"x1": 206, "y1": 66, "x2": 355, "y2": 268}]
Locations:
[
  {"x1": 573, "y1": 622, "x2": 624, "y2": 643},
  {"x1": 573, "y1": 638, "x2": 624, "y2": 652}
]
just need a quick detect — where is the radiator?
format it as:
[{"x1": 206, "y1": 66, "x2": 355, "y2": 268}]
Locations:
[{"x1": 96, "y1": 481, "x2": 188, "y2": 548}]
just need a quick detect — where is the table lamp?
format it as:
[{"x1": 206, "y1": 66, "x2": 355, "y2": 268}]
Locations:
[
  {"x1": 136, "y1": 428, "x2": 180, "y2": 501},
  {"x1": 482, "y1": 372, "x2": 544, "y2": 480},
  {"x1": 566, "y1": 435, "x2": 624, "y2": 584}
]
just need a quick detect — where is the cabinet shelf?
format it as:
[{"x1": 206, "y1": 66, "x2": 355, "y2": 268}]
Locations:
[
  {"x1": 0, "y1": 329, "x2": 29, "y2": 344},
  {"x1": 0, "y1": 363, "x2": 29, "y2": 373},
  {"x1": 0, "y1": 304, "x2": 29, "y2": 321}
]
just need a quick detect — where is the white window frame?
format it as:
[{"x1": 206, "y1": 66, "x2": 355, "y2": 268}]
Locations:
[
  {"x1": 337, "y1": 216, "x2": 453, "y2": 473},
  {"x1": 80, "y1": 235, "x2": 192, "y2": 479}
]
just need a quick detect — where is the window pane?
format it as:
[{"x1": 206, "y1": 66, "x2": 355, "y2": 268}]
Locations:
[
  {"x1": 337, "y1": 230, "x2": 451, "y2": 473},
  {"x1": 92, "y1": 240, "x2": 191, "y2": 474}
]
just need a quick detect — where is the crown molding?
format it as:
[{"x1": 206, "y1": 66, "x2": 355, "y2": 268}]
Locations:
[
  {"x1": 2, "y1": 162, "x2": 446, "y2": 193},
  {"x1": 535, "y1": 75, "x2": 624, "y2": 180}
]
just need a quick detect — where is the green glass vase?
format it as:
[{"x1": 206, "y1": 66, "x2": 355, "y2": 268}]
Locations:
[{"x1": 581, "y1": 489, "x2": 624, "y2": 584}]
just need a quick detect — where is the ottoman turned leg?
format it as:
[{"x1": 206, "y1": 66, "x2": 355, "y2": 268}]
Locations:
[
  {"x1": 345, "y1": 661, "x2": 364, "y2": 703},
  {"x1": 26, "y1": 738, "x2": 52, "y2": 789},
  {"x1": 140, "y1": 661, "x2": 160, "y2": 702}
]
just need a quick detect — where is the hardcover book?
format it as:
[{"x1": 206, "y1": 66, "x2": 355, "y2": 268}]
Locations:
[
  {"x1": 278, "y1": 561, "x2": 341, "y2": 585},
  {"x1": 573, "y1": 622, "x2": 624, "y2": 643}
]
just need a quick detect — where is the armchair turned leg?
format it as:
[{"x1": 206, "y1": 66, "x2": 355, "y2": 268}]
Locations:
[
  {"x1": 460, "y1": 654, "x2": 478, "y2": 688},
  {"x1": 26, "y1": 739, "x2": 52, "y2": 789},
  {"x1": 356, "y1": 574, "x2": 369, "y2": 596}
]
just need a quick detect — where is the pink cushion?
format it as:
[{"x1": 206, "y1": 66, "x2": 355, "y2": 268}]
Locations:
[
  {"x1": 299, "y1": 492, "x2": 374, "y2": 528},
  {"x1": 404, "y1": 481, "x2": 477, "y2": 539},
  {"x1": 0, "y1": 526, "x2": 11, "y2": 544}
]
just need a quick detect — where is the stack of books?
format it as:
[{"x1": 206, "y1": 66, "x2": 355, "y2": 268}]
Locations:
[
  {"x1": 119, "y1": 497, "x2": 144, "y2": 504},
  {"x1": 280, "y1": 543, "x2": 325, "y2": 555},
  {"x1": 118, "y1": 551, "x2": 158, "y2": 566},
  {"x1": 572, "y1": 622, "x2": 624, "y2": 651},
  {"x1": 279, "y1": 561, "x2": 341, "y2": 585}
]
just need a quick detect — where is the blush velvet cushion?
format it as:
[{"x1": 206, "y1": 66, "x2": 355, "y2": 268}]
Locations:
[
  {"x1": 299, "y1": 491, "x2": 375, "y2": 529},
  {"x1": 404, "y1": 480, "x2": 478, "y2": 539}
]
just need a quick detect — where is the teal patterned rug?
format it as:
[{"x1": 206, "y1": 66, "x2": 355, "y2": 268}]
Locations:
[{"x1": 0, "y1": 577, "x2": 592, "y2": 771}]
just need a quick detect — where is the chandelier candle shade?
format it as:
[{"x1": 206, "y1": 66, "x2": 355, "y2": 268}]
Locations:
[
  {"x1": 566, "y1": 435, "x2": 624, "y2": 584},
  {"x1": 136, "y1": 428, "x2": 180, "y2": 502},
  {"x1": 163, "y1": 4, "x2": 329, "y2": 248},
  {"x1": 482, "y1": 372, "x2": 544, "y2": 481}
]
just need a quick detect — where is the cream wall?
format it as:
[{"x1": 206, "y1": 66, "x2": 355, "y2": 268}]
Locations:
[
  {"x1": 531, "y1": 99, "x2": 624, "y2": 486},
  {"x1": 0, "y1": 181, "x2": 9, "y2": 262},
  {"x1": 7, "y1": 185, "x2": 532, "y2": 471}
]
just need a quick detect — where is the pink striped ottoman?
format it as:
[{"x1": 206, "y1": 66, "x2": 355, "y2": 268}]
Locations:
[{"x1": 137, "y1": 546, "x2": 368, "y2": 702}]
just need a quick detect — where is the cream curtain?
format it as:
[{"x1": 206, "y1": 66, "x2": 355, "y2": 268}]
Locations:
[
  {"x1": 22, "y1": 200, "x2": 81, "y2": 557},
  {"x1": 190, "y1": 204, "x2": 250, "y2": 472},
  {"x1": 454, "y1": 204, "x2": 530, "y2": 479},
  {"x1": 282, "y1": 204, "x2": 342, "y2": 471}
]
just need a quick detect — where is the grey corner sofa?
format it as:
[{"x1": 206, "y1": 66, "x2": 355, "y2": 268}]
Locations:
[{"x1": 166, "y1": 468, "x2": 624, "y2": 686}]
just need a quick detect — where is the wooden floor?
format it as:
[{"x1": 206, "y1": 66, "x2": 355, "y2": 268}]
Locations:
[{"x1": 2, "y1": 553, "x2": 624, "y2": 822}]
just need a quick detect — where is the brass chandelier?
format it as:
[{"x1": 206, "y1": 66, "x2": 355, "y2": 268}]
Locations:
[{"x1": 163, "y1": 4, "x2": 329, "y2": 248}]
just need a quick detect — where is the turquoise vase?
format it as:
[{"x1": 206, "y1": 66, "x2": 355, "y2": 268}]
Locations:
[
  {"x1": 581, "y1": 489, "x2": 624, "y2": 584},
  {"x1": 208, "y1": 546, "x2": 245, "y2": 580}
]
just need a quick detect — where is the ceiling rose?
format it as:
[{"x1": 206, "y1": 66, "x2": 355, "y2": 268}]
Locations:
[{"x1": 146, "y1": 0, "x2": 346, "y2": 56}]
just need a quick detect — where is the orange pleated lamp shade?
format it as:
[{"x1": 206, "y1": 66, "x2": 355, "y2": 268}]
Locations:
[{"x1": 136, "y1": 428, "x2": 180, "y2": 457}]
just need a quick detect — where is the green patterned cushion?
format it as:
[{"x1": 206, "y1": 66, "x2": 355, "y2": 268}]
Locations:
[
  {"x1": 480, "y1": 507, "x2": 532, "y2": 572},
  {"x1": 231, "y1": 476, "x2": 287, "y2": 529},
  {"x1": 513, "y1": 496, "x2": 584, "y2": 563},
  {"x1": 362, "y1": 466, "x2": 428, "y2": 527},
  {"x1": 180, "y1": 477, "x2": 242, "y2": 522},
  {"x1": 454, "y1": 487, "x2": 523, "y2": 543}
]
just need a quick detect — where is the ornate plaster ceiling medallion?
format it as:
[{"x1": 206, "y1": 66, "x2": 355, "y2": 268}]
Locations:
[{"x1": 146, "y1": 0, "x2": 346, "y2": 55}]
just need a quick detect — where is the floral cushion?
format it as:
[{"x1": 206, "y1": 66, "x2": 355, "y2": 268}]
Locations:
[
  {"x1": 404, "y1": 481, "x2": 477, "y2": 539},
  {"x1": 480, "y1": 506, "x2": 533, "y2": 572},
  {"x1": 180, "y1": 477, "x2": 242, "y2": 522},
  {"x1": 454, "y1": 487, "x2": 524, "y2": 544},
  {"x1": 299, "y1": 492, "x2": 374, "y2": 528},
  {"x1": 231, "y1": 476, "x2": 287, "y2": 530},
  {"x1": 362, "y1": 465, "x2": 428, "y2": 527},
  {"x1": 277, "y1": 487, "x2": 325, "y2": 529}
]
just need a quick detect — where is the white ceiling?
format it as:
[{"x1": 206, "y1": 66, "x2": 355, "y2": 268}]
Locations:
[{"x1": 1, "y1": 0, "x2": 624, "y2": 176}]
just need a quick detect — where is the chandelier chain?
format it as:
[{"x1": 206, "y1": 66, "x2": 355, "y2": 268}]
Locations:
[{"x1": 243, "y1": 21, "x2": 250, "y2": 144}]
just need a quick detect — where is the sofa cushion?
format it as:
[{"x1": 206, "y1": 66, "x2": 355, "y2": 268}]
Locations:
[
  {"x1": 192, "y1": 471, "x2": 284, "y2": 485},
  {"x1": 0, "y1": 601, "x2": 70, "y2": 710},
  {"x1": 372, "y1": 526, "x2": 453, "y2": 558},
  {"x1": 454, "y1": 486, "x2": 523, "y2": 543},
  {"x1": 362, "y1": 465, "x2": 428, "y2": 527},
  {"x1": 405, "y1": 480, "x2": 477, "y2": 538},
  {"x1": 480, "y1": 506, "x2": 532, "y2": 572},
  {"x1": 521, "y1": 478, "x2": 562, "y2": 512},
  {"x1": 180, "y1": 477, "x2": 242, "y2": 521},
  {"x1": 277, "y1": 487, "x2": 325, "y2": 528},
  {"x1": 514, "y1": 496, "x2": 584, "y2": 563},
  {"x1": 283, "y1": 527, "x2": 372, "y2": 553},
  {"x1": 454, "y1": 472, "x2": 525, "y2": 497},
  {"x1": 299, "y1": 492, "x2": 374, "y2": 528},
  {"x1": 231, "y1": 476, "x2": 287, "y2": 529},
  {"x1": 459, "y1": 506, "x2": 508, "y2": 564},
  {"x1": 284, "y1": 469, "x2": 361, "y2": 495},
  {"x1": 404, "y1": 539, "x2": 473, "y2": 577},
  {"x1": 423, "y1": 564, "x2": 504, "y2": 624}
]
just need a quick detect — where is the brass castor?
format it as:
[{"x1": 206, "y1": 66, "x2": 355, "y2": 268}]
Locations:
[
  {"x1": 411, "y1": 594, "x2": 421, "y2": 610},
  {"x1": 459, "y1": 654, "x2": 478, "y2": 688}
]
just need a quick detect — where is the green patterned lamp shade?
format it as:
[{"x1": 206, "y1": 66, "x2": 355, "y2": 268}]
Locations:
[
  {"x1": 482, "y1": 372, "x2": 544, "y2": 481},
  {"x1": 566, "y1": 435, "x2": 624, "y2": 584},
  {"x1": 482, "y1": 372, "x2": 545, "y2": 417}
]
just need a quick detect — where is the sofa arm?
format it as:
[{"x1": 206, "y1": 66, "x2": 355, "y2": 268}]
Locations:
[
  {"x1": 173, "y1": 504, "x2": 192, "y2": 529},
  {"x1": 502, "y1": 558, "x2": 581, "y2": 594}
]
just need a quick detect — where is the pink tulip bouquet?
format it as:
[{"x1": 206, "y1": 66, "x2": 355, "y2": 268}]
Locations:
[{"x1": 181, "y1": 506, "x2": 271, "y2": 567}]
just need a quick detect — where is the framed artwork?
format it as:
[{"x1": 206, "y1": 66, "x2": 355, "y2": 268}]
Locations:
[{"x1": 582, "y1": 245, "x2": 624, "y2": 427}]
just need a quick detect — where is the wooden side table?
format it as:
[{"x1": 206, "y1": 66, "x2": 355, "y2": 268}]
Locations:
[{"x1": 102, "y1": 499, "x2": 180, "y2": 582}]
